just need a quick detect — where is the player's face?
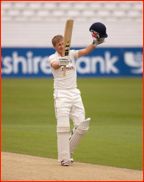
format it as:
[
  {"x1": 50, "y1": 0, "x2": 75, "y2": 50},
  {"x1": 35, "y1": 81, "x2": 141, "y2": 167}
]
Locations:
[{"x1": 54, "y1": 40, "x2": 64, "y2": 55}]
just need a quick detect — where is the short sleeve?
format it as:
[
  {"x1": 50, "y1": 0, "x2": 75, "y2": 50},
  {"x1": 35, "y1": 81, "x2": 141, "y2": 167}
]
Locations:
[
  {"x1": 48, "y1": 55, "x2": 57, "y2": 66},
  {"x1": 70, "y1": 50, "x2": 79, "y2": 59}
]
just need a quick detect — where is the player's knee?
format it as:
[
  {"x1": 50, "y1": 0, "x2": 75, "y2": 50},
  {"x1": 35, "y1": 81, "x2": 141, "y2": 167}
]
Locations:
[
  {"x1": 56, "y1": 108, "x2": 69, "y2": 119},
  {"x1": 57, "y1": 114, "x2": 70, "y2": 133},
  {"x1": 76, "y1": 118, "x2": 90, "y2": 135}
]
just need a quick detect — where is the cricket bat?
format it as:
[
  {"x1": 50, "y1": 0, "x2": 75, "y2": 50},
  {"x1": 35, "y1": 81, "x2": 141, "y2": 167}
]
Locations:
[{"x1": 63, "y1": 19, "x2": 74, "y2": 76}]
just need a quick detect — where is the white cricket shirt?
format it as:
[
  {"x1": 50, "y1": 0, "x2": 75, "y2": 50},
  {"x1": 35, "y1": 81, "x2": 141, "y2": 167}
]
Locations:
[{"x1": 48, "y1": 50, "x2": 79, "y2": 89}]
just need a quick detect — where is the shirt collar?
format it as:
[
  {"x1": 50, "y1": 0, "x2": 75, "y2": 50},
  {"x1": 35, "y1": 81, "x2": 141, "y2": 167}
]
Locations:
[{"x1": 56, "y1": 51, "x2": 61, "y2": 57}]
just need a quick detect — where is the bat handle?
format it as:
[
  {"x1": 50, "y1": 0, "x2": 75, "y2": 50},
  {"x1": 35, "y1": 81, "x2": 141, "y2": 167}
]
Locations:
[{"x1": 63, "y1": 65, "x2": 66, "y2": 76}]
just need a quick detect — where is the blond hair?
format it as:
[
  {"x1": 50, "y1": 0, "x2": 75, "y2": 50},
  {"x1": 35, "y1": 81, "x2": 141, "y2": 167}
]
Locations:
[{"x1": 52, "y1": 35, "x2": 64, "y2": 46}]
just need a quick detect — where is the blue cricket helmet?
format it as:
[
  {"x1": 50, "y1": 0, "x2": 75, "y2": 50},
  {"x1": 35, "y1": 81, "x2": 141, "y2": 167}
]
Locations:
[{"x1": 89, "y1": 22, "x2": 108, "y2": 38}]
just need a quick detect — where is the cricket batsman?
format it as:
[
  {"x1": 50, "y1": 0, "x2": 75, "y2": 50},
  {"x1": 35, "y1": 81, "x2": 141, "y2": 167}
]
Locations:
[{"x1": 48, "y1": 22, "x2": 108, "y2": 166}]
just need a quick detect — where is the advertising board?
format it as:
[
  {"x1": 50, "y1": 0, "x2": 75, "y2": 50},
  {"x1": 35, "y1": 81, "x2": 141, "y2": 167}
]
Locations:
[{"x1": 1, "y1": 47, "x2": 143, "y2": 78}]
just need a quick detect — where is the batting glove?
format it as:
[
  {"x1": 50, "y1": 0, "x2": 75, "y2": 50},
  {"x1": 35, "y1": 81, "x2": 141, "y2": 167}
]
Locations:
[
  {"x1": 58, "y1": 56, "x2": 70, "y2": 66},
  {"x1": 91, "y1": 31, "x2": 105, "y2": 47}
]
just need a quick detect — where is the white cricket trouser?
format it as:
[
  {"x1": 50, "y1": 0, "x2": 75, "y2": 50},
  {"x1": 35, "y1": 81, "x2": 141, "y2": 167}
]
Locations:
[
  {"x1": 53, "y1": 88, "x2": 85, "y2": 162},
  {"x1": 54, "y1": 88, "x2": 85, "y2": 126}
]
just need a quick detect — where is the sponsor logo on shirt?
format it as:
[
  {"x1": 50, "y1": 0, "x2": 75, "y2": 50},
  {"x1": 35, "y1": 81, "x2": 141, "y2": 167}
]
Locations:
[{"x1": 62, "y1": 66, "x2": 75, "y2": 71}]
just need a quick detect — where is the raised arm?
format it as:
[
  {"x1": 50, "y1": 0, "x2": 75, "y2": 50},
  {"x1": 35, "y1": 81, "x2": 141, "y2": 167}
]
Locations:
[{"x1": 78, "y1": 44, "x2": 95, "y2": 58}]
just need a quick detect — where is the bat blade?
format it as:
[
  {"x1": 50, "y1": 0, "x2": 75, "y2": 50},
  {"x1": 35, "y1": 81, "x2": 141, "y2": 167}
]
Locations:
[{"x1": 63, "y1": 19, "x2": 74, "y2": 76}]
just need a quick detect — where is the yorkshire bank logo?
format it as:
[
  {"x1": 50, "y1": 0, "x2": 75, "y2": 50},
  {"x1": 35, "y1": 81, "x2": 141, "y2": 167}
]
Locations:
[
  {"x1": 1, "y1": 48, "x2": 143, "y2": 77},
  {"x1": 124, "y1": 52, "x2": 143, "y2": 74}
]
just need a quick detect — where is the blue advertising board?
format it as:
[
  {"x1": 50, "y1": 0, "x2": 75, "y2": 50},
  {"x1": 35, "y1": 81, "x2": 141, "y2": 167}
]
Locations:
[{"x1": 1, "y1": 47, "x2": 143, "y2": 78}]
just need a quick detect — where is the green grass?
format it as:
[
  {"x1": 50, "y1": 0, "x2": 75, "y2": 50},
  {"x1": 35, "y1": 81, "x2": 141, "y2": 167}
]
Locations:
[{"x1": 1, "y1": 78, "x2": 143, "y2": 170}]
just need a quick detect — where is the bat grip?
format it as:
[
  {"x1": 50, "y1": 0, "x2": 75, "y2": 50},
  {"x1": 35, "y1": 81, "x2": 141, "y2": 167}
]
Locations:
[{"x1": 63, "y1": 65, "x2": 66, "y2": 76}]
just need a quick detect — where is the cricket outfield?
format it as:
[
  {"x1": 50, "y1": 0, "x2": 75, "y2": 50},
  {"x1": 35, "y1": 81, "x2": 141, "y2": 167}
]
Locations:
[{"x1": 1, "y1": 78, "x2": 143, "y2": 180}]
